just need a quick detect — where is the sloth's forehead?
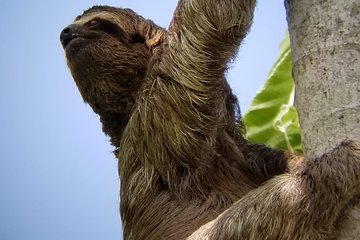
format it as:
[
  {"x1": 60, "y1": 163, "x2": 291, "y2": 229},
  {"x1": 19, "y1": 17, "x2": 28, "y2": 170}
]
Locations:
[{"x1": 74, "y1": 12, "x2": 120, "y2": 25}]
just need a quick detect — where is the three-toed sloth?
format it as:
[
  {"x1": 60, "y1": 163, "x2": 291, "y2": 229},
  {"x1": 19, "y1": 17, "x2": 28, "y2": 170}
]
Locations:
[{"x1": 61, "y1": 1, "x2": 360, "y2": 239}]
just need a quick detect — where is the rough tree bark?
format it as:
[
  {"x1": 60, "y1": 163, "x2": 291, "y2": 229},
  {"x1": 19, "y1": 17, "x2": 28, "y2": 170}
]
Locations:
[{"x1": 285, "y1": 0, "x2": 360, "y2": 239}]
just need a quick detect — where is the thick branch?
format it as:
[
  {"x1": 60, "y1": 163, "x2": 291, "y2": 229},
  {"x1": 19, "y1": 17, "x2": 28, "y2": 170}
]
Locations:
[{"x1": 285, "y1": 0, "x2": 360, "y2": 159}]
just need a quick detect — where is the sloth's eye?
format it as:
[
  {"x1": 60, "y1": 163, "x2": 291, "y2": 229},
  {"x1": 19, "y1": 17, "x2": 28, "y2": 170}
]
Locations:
[
  {"x1": 88, "y1": 20, "x2": 99, "y2": 28},
  {"x1": 85, "y1": 19, "x2": 124, "y2": 39}
]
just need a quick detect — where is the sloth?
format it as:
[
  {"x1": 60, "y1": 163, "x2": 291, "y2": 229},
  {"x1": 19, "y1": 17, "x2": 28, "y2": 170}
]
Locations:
[{"x1": 60, "y1": 1, "x2": 360, "y2": 239}]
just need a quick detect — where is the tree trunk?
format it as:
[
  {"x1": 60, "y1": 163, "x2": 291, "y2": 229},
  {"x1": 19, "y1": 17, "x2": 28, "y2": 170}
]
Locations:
[{"x1": 284, "y1": 0, "x2": 360, "y2": 239}]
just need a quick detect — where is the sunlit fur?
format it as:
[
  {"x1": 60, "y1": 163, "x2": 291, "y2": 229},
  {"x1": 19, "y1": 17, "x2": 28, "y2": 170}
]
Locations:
[{"x1": 61, "y1": 2, "x2": 360, "y2": 240}]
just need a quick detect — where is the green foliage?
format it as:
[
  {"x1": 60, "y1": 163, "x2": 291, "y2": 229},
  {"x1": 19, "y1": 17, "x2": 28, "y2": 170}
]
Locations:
[{"x1": 243, "y1": 34, "x2": 302, "y2": 153}]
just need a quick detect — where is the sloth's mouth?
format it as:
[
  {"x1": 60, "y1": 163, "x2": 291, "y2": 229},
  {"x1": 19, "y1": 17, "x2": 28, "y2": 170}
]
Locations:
[
  {"x1": 63, "y1": 37, "x2": 86, "y2": 49},
  {"x1": 61, "y1": 35, "x2": 94, "y2": 60},
  {"x1": 63, "y1": 37, "x2": 93, "y2": 61}
]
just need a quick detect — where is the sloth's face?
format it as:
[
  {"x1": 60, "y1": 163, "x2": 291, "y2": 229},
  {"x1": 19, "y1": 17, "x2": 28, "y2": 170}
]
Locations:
[{"x1": 60, "y1": 6, "x2": 152, "y2": 114}]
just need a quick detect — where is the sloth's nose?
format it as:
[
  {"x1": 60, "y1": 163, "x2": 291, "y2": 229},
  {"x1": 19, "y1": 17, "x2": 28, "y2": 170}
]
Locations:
[{"x1": 60, "y1": 24, "x2": 79, "y2": 48}]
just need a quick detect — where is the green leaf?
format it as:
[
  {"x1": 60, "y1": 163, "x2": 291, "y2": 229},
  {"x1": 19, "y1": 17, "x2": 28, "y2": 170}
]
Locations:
[{"x1": 243, "y1": 34, "x2": 302, "y2": 153}]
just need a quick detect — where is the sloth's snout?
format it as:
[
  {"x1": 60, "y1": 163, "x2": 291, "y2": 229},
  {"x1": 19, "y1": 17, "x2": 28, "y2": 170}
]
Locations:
[{"x1": 60, "y1": 24, "x2": 80, "y2": 48}]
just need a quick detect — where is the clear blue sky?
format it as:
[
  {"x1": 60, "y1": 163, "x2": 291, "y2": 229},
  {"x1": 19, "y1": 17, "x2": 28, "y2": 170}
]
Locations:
[{"x1": 0, "y1": 1, "x2": 287, "y2": 239}]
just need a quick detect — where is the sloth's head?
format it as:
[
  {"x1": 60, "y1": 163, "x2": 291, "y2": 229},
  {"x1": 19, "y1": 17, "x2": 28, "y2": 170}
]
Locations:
[{"x1": 60, "y1": 6, "x2": 165, "y2": 115}]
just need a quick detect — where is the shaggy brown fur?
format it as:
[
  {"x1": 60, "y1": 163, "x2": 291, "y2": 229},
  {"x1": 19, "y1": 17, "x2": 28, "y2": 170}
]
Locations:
[{"x1": 60, "y1": 1, "x2": 360, "y2": 239}]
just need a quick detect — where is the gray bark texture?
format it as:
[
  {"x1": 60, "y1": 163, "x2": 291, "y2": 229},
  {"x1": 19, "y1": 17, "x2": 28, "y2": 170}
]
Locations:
[{"x1": 285, "y1": 0, "x2": 360, "y2": 239}]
